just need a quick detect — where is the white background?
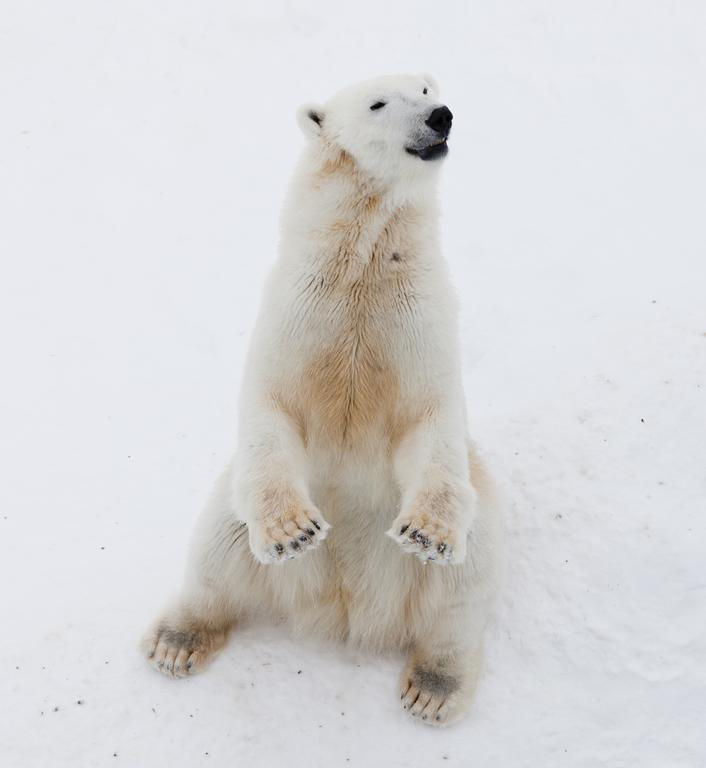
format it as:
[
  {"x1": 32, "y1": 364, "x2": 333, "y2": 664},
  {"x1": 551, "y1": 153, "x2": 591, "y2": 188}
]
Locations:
[{"x1": 1, "y1": 2, "x2": 705, "y2": 766}]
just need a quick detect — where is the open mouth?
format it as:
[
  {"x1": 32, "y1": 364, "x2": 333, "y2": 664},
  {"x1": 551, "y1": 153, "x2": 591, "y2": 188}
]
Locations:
[{"x1": 405, "y1": 138, "x2": 449, "y2": 161}]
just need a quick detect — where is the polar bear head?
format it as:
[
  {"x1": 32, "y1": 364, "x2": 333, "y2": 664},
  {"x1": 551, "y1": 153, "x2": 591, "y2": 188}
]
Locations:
[{"x1": 297, "y1": 74, "x2": 452, "y2": 195}]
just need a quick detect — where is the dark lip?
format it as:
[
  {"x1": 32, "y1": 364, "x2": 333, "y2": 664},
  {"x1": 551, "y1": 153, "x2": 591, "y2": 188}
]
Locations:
[{"x1": 405, "y1": 139, "x2": 449, "y2": 161}]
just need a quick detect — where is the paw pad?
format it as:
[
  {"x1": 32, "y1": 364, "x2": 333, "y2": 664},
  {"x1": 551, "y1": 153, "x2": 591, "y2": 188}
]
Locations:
[
  {"x1": 387, "y1": 514, "x2": 461, "y2": 564},
  {"x1": 250, "y1": 505, "x2": 330, "y2": 564}
]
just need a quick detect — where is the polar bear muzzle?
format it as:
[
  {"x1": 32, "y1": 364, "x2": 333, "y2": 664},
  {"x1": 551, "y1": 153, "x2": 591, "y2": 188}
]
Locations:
[{"x1": 406, "y1": 105, "x2": 453, "y2": 161}]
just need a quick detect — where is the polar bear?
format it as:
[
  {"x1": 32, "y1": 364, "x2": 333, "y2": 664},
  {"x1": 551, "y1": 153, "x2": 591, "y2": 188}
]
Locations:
[{"x1": 143, "y1": 73, "x2": 501, "y2": 726}]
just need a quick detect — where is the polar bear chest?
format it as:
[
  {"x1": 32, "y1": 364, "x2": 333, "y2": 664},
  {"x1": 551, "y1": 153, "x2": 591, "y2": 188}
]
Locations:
[{"x1": 276, "y1": 251, "x2": 441, "y2": 448}]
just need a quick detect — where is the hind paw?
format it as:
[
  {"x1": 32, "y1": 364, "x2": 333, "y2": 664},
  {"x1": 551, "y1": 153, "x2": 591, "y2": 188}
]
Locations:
[{"x1": 142, "y1": 616, "x2": 230, "y2": 678}]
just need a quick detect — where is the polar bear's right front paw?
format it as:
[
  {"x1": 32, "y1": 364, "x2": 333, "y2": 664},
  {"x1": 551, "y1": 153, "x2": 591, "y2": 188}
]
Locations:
[{"x1": 248, "y1": 499, "x2": 330, "y2": 564}]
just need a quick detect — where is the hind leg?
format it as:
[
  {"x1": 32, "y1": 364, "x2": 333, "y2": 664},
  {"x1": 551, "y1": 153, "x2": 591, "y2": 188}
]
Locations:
[
  {"x1": 143, "y1": 607, "x2": 232, "y2": 678},
  {"x1": 400, "y1": 631, "x2": 485, "y2": 726},
  {"x1": 400, "y1": 447, "x2": 501, "y2": 725},
  {"x1": 400, "y1": 575, "x2": 490, "y2": 727},
  {"x1": 142, "y1": 466, "x2": 260, "y2": 677}
]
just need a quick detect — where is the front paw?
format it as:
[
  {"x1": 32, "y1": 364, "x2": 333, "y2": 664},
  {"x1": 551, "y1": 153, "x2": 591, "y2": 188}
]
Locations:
[
  {"x1": 248, "y1": 494, "x2": 330, "y2": 564},
  {"x1": 387, "y1": 482, "x2": 475, "y2": 565},
  {"x1": 387, "y1": 512, "x2": 467, "y2": 564}
]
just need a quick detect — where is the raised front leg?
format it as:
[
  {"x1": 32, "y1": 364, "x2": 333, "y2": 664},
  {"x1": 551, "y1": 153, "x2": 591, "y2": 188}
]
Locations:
[
  {"x1": 387, "y1": 407, "x2": 476, "y2": 565},
  {"x1": 236, "y1": 398, "x2": 329, "y2": 564}
]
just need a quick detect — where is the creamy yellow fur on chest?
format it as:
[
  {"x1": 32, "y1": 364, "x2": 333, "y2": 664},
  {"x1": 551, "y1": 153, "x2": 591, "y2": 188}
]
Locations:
[{"x1": 279, "y1": 161, "x2": 429, "y2": 447}]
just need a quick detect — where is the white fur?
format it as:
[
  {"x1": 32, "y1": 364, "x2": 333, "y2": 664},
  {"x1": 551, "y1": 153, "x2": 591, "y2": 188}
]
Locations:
[{"x1": 143, "y1": 74, "x2": 501, "y2": 727}]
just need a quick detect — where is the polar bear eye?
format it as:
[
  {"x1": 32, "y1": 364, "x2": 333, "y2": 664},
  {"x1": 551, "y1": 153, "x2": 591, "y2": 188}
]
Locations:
[
  {"x1": 423, "y1": 87, "x2": 428, "y2": 95},
  {"x1": 370, "y1": 101, "x2": 386, "y2": 111}
]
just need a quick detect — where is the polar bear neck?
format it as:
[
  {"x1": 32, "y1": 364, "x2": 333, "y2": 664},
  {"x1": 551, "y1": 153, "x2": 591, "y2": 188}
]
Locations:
[{"x1": 280, "y1": 144, "x2": 440, "y2": 279}]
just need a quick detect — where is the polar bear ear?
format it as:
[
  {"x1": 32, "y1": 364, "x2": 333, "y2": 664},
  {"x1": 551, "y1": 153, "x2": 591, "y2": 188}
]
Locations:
[
  {"x1": 420, "y1": 73, "x2": 440, "y2": 96},
  {"x1": 297, "y1": 103, "x2": 325, "y2": 139}
]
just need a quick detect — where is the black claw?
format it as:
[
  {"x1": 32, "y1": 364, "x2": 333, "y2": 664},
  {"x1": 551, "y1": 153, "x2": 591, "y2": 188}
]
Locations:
[
  {"x1": 399, "y1": 524, "x2": 409, "y2": 535},
  {"x1": 311, "y1": 520, "x2": 321, "y2": 530},
  {"x1": 305, "y1": 528, "x2": 315, "y2": 537},
  {"x1": 437, "y1": 542, "x2": 447, "y2": 554},
  {"x1": 291, "y1": 540, "x2": 301, "y2": 550},
  {"x1": 436, "y1": 715, "x2": 441, "y2": 721},
  {"x1": 410, "y1": 528, "x2": 418, "y2": 538},
  {"x1": 274, "y1": 543, "x2": 284, "y2": 555},
  {"x1": 298, "y1": 534, "x2": 311, "y2": 543}
]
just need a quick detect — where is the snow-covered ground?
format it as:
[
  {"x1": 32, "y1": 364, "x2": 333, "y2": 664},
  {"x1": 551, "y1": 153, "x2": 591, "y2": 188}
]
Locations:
[{"x1": 1, "y1": 2, "x2": 705, "y2": 766}]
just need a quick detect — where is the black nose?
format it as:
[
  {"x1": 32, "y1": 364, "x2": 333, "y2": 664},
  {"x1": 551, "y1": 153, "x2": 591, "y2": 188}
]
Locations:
[{"x1": 425, "y1": 105, "x2": 453, "y2": 137}]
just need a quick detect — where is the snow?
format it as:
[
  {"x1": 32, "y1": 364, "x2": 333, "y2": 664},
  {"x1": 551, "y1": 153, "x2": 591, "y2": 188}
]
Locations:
[{"x1": 1, "y1": 2, "x2": 705, "y2": 766}]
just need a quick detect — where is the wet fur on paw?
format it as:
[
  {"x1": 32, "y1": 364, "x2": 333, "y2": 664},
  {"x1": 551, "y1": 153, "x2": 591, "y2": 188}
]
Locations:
[
  {"x1": 142, "y1": 617, "x2": 230, "y2": 678},
  {"x1": 400, "y1": 658, "x2": 467, "y2": 726}
]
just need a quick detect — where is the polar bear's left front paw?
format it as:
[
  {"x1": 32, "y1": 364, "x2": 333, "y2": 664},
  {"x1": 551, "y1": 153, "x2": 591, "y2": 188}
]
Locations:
[
  {"x1": 387, "y1": 482, "x2": 474, "y2": 565},
  {"x1": 387, "y1": 512, "x2": 466, "y2": 564}
]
